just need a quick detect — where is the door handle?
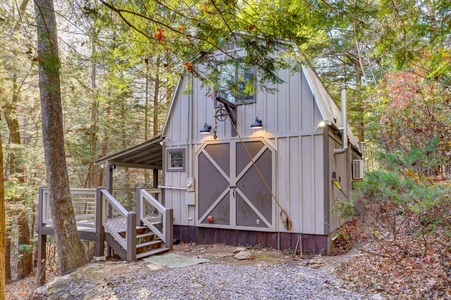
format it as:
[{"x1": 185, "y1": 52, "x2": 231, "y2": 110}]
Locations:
[{"x1": 230, "y1": 186, "x2": 236, "y2": 198}]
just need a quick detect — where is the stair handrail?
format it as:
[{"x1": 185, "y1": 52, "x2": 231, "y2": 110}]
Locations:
[
  {"x1": 136, "y1": 187, "x2": 173, "y2": 250},
  {"x1": 99, "y1": 188, "x2": 137, "y2": 261}
]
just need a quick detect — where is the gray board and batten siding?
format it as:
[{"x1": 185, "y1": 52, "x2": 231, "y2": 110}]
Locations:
[{"x1": 161, "y1": 50, "x2": 360, "y2": 254}]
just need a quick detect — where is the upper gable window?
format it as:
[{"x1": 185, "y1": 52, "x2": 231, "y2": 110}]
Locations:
[{"x1": 216, "y1": 61, "x2": 255, "y2": 104}]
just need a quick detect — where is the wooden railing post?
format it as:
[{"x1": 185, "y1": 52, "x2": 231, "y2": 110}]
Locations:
[
  {"x1": 95, "y1": 187, "x2": 105, "y2": 257},
  {"x1": 38, "y1": 187, "x2": 45, "y2": 228},
  {"x1": 165, "y1": 208, "x2": 174, "y2": 250},
  {"x1": 37, "y1": 187, "x2": 46, "y2": 286},
  {"x1": 126, "y1": 212, "x2": 137, "y2": 261},
  {"x1": 135, "y1": 187, "x2": 142, "y2": 225}
]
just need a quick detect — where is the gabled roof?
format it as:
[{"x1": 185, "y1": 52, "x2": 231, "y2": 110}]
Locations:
[
  {"x1": 101, "y1": 57, "x2": 359, "y2": 170},
  {"x1": 302, "y1": 66, "x2": 359, "y2": 149},
  {"x1": 95, "y1": 135, "x2": 163, "y2": 169}
]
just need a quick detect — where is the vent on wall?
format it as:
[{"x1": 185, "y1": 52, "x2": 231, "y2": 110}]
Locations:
[{"x1": 352, "y1": 160, "x2": 364, "y2": 180}]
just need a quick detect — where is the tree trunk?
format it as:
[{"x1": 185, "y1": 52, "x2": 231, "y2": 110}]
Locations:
[
  {"x1": 16, "y1": 209, "x2": 33, "y2": 279},
  {"x1": 5, "y1": 232, "x2": 11, "y2": 283},
  {"x1": 0, "y1": 134, "x2": 5, "y2": 296},
  {"x1": 90, "y1": 36, "x2": 98, "y2": 188},
  {"x1": 144, "y1": 58, "x2": 150, "y2": 141},
  {"x1": 152, "y1": 67, "x2": 160, "y2": 188},
  {"x1": 144, "y1": 58, "x2": 150, "y2": 183},
  {"x1": 98, "y1": 104, "x2": 109, "y2": 187},
  {"x1": 34, "y1": 0, "x2": 87, "y2": 275},
  {"x1": 4, "y1": 73, "x2": 33, "y2": 280},
  {"x1": 153, "y1": 73, "x2": 160, "y2": 136},
  {"x1": 353, "y1": 43, "x2": 365, "y2": 142}
]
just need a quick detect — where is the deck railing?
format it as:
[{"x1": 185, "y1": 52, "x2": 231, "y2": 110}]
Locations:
[
  {"x1": 38, "y1": 186, "x2": 169, "y2": 262},
  {"x1": 99, "y1": 188, "x2": 137, "y2": 261},
  {"x1": 112, "y1": 188, "x2": 162, "y2": 211},
  {"x1": 136, "y1": 187, "x2": 173, "y2": 250},
  {"x1": 39, "y1": 187, "x2": 97, "y2": 230}
]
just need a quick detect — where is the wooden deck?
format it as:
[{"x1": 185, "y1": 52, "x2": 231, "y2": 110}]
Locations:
[{"x1": 37, "y1": 186, "x2": 173, "y2": 287}]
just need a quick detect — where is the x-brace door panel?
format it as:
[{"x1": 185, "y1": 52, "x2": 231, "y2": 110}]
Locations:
[{"x1": 197, "y1": 140, "x2": 274, "y2": 230}]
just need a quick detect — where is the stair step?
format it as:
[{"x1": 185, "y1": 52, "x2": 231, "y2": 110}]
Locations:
[
  {"x1": 136, "y1": 247, "x2": 170, "y2": 259},
  {"x1": 137, "y1": 232, "x2": 154, "y2": 239},
  {"x1": 118, "y1": 226, "x2": 153, "y2": 236},
  {"x1": 136, "y1": 240, "x2": 162, "y2": 249}
]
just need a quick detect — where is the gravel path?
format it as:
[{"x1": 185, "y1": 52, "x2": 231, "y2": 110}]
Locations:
[
  {"x1": 31, "y1": 244, "x2": 378, "y2": 300},
  {"x1": 106, "y1": 263, "x2": 367, "y2": 300},
  {"x1": 32, "y1": 261, "x2": 372, "y2": 299}
]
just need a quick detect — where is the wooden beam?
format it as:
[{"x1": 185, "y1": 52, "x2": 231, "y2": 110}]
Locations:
[
  {"x1": 108, "y1": 162, "x2": 162, "y2": 170},
  {"x1": 216, "y1": 96, "x2": 237, "y2": 136},
  {"x1": 126, "y1": 212, "x2": 137, "y2": 261},
  {"x1": 153, "y1": 169, "x2": 159, "y2": 188},
  {"x1": 95, "y1": 188, "x2": 105, "y2": 257},
  {"x1": 106, "y1": 164, "x2": 114, "y2": 193},
  {"x1": 37, "y1": 234, "x2": 46, "y2": 286}
]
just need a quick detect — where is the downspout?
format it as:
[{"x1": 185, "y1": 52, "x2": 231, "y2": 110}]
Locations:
[
  {"x1": 186, "y1": 77, "x2": 191, "y2": 177},
  {"x1": 189, "y1": 75, "x2": 194, "y2": 179},
  {"x1": 334, "y1": 84, "x2": 348, "y2": 155}
]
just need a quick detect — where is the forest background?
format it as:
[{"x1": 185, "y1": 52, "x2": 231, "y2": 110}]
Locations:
[{"x1": 0, "y1": 0, "x2": 450, "y2": 298}]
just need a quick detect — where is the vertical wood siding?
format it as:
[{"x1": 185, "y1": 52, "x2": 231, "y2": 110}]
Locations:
[
  {"x1": 164, "y1": 56, "x2": 330, "y2": 234},
  {"x1": 328, "y1": 133, "x2": 352, "y2": 233}
]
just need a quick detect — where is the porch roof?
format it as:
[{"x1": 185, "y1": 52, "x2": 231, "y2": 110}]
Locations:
[{"x1": 95, "y1": 135, "x2": 163, "y2": 170}]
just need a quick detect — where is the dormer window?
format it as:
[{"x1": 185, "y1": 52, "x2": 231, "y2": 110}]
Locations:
[{"x1": 216, "y1": 60, "x2": 255, "y2": 104}]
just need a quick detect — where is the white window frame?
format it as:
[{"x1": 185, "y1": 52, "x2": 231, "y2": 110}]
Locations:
[
  {"x1": 167, "y1": 149, "x2": 185, "y2": 172},
  {"x1": 216, "y1": 61, "x2": 256, "y2": 105}
]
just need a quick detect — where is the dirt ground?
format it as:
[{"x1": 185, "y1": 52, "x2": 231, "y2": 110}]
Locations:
[
  {"x1": 171, "y1": 243, "x2": 295, "y2": 264},
  {"x1": 171, "y1": 242, "x2": 358, "y2": 271}
]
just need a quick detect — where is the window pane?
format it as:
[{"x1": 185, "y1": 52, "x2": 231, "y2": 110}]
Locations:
[
  {"x1": 236, "y1": 63, "x2": 254, "y2": 101},
  {"x1": 170, "y1": 152, "x2": 183, "y2": 168},
  {"x1": 217, "y1": 61, "x2": 254, "y2": 103},
  {"x1": 217, "y1": 64, "x2": 236, "y2": 102}
]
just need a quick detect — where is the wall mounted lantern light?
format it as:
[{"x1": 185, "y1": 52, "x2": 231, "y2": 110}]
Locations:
[
  {"x1": 199, "y1": 123, "x2": 212, "y2": 135},
  {"x1": 250, "y1": 117, "x2": 263, "y2": 129}
]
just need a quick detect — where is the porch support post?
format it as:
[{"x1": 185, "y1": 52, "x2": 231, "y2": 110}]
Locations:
[
  {"x1": 153, "y1": 169, "x2": 158, "y2": 188},
  {"x1": 126, "y1": 212, "x2": 137, "y2": 261},
  {"x1": 37, "y1": 234, "x2": 46, "y2": 286},
  {"x1": 95, "y1": 187, "x2": 105, "y2": 257},
  {"x1": 106, "y1": 163, "x2": 114, "y2": 194},
  {"x1": 135, "y1": 187, "x2": 141, "y2": 225},
  {"x1": 105, "y1": 164, "x2": 114, "y2": 256}
]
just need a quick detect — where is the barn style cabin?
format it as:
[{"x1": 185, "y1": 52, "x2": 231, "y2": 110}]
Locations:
[
  {"x1": 96, "y1": 44, "x2": 362, "y2": 255},
  {"x1": 37, "y1": 44, "x2": 363, "y2": 285}
]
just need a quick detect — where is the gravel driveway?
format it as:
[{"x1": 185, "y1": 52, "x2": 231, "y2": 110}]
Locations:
[{"x1": 31, "y1": 244, "x2": 380, "y2": 300}]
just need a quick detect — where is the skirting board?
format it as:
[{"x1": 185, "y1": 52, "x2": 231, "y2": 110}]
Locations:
[{"x1": 173, "y1": 225, "x2": 330, "y2": 255}]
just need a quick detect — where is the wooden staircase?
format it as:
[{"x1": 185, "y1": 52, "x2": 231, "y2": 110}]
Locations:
[
  {"x1": 135, "y1": 226, "x2": 170, "y2": 259},
  {"x1": 105, "y1": 224, "x2": 170, "y2": 260},
  {"x1": 37, "y1": 186, "x2": 173, "y2": 285}
]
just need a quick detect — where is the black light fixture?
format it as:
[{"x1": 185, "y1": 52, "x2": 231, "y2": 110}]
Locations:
[
  {"x1": 250, "y1": 117, "x2": 263, "y2": 129},
  {"x1": 199, "y1": 123, "x2": 212, "y2": 134},
  {"x1": 109, "y1": 164, "x2": 116, "y2": 171}
]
